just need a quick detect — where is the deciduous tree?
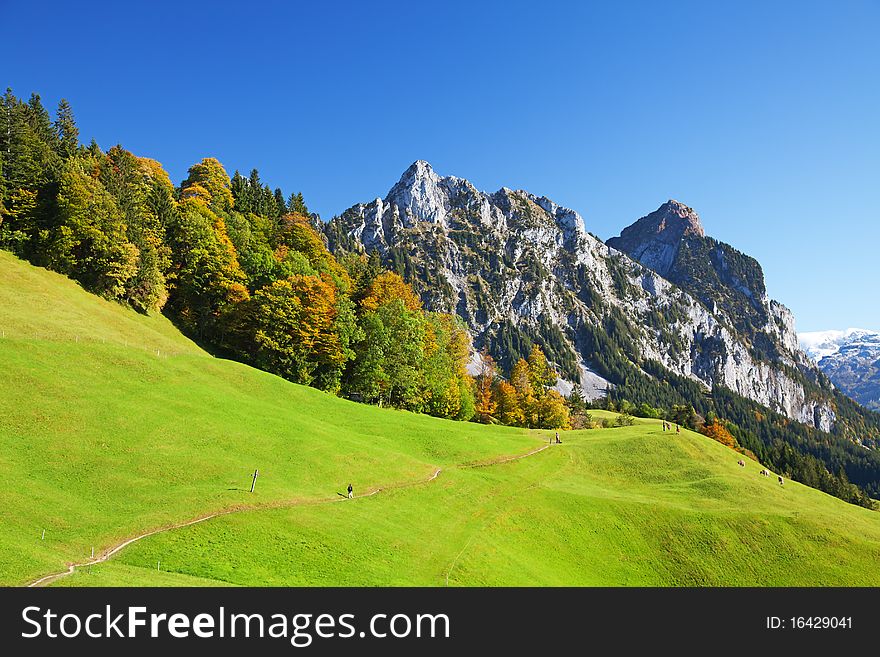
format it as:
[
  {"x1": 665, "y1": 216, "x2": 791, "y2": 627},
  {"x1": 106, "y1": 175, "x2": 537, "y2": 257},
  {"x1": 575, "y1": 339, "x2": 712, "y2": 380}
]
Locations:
[
  {"x1": 246, "y1": 274, "x2": 348, "y2": 389},
  {"x1": 181, "y1": 158, "x2": 234, "y2": 213},
  {"x1": 360, "y1": 270, "x2": 421, "y2": 312},
  {"x1": 473, "y1": 348, "x2": 498, "y2": 423},
  {"x1": 700, "y1": 418, "x2": 737, "y2": 448},
  {"x1": 494, "y1": 380, "x2": 524, "y2": 427}
]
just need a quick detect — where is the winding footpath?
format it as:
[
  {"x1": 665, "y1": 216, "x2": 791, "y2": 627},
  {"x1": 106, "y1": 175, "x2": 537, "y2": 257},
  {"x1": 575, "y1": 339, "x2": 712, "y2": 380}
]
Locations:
[{"x1": 27, "y1": 443, "x2": 550, "y2": 587}]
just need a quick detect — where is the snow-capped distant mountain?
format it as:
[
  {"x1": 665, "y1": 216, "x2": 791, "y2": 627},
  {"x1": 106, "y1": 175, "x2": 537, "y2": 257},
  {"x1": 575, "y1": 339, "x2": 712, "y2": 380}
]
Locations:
[
  {"x1": 800, "y1": 329, "x2": 877, "y2": 360},
  {"x1": 799, "y1": 329, "x2": 880, "y2": 411}
]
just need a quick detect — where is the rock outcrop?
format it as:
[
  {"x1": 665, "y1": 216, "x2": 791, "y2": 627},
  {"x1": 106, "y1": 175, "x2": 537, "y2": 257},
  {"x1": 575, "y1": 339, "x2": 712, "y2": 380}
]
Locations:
[{"x1": 604, "y1": 200, "x2": 704, "y2": 277}]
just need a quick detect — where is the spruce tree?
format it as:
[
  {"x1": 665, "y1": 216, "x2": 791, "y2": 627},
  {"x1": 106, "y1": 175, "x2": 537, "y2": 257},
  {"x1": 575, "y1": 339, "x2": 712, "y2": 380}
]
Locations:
[
  {"x1": 26, "y1": 93, "x2": 56, "y2": 147},
  {"x1": 248, "y1": 169, "x2": 262, "y2": 214},
  {"x1": 86, "y1": 138, "x2": 102, "y2": 158},
  {"x1": 288, "y1": 191, "x2": 308, "y2": 216},
  {"x1": 54, "y1": 99, "x2": 79, "y2": 158},
  {"x1": 261, "y1": 184, "x2": 275, "y2": 217},
  {"x1": 274, "y1": 187, "x2": 286, "y2": 217},
  {"x1": 230, "y1": 170, "x2": 248, "y2": 212},
  {"x1": 1, "y1": 89, "x2": 13, "y2": 164}
]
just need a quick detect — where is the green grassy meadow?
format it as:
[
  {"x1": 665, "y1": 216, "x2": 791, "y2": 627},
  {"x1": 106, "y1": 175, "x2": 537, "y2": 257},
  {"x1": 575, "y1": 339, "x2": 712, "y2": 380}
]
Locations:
[{"x1": 2, "y1": 250, "x2": 880, "y2": 587}]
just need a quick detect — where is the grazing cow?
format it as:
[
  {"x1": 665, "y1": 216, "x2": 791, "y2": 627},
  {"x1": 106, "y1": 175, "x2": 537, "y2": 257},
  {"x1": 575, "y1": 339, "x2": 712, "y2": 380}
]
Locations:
[
  {"x1": 778, "y1": 475, "x2": 784, "y2": 485},
  {"x1": 760, "y1": 469, "x2": 769, "y2": 477},
  {"x1": 737, "y1": 459, "x2": 745, "y2": 467}
]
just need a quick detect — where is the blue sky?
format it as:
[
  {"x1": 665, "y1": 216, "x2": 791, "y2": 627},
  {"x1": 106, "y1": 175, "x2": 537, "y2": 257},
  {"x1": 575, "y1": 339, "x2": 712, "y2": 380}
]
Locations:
[{"x1": 3, "y1": 0, "x2": 877, "y2": 332}]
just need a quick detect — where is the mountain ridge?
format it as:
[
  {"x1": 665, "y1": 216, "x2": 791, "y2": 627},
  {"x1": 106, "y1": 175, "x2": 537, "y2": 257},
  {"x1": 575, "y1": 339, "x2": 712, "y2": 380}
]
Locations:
[{"x1": 324, "y1": 160, "x2": 835, "y2": 431}]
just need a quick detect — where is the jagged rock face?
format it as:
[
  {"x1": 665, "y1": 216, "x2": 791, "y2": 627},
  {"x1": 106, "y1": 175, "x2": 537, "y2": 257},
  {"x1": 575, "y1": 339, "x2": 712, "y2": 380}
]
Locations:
[
  {"x1": 604, "y1": 200, "x2": 704, "y2": 277},
  {"x1": 800, "y1": 329, "x2": 880, "y2": 411},
  {"x1": 608, "y1": 202, "x2": 800, "y2": 363},
  {"x1": 324, "y1": 161, "x2": 834, "y2": 430}
]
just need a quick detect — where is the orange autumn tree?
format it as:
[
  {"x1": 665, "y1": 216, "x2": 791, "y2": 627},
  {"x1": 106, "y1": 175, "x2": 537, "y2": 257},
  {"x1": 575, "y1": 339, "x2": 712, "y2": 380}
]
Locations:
[
  {"x1": 473, "y1": 348, "x2": 498, "y2": 423},
  {"x1": 247, "y1": 274, "x2": 349, "y2": 391},
  {"x1": 700, "y1": 418, "x2": 737, "y2": 449},
  {"x1": 180, "y1": 157, "x2": 234, "y2": 213},
  {"x1": 492, "y1": 346, "x2": 569, "y2": 429},
  {"x1": 508, "y1": 356, "x2": 537, "y2": 427},
  {"x1": 494, "y1": 380, "x2": 525, "y2": 427},
  {"x1": 360, "y1": 271, "x2": 422, "y2": 312}
]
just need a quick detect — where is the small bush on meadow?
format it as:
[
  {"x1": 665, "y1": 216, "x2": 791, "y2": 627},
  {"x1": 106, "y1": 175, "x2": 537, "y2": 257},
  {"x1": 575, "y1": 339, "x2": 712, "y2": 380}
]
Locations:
[{"x1": 615, "y1": 413, "x2": 635, "y2": 427}]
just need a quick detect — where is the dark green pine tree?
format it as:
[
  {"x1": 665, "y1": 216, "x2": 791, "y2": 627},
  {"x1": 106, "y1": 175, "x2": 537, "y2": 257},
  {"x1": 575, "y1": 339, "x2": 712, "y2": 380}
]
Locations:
[
  {"x1": 86, "y1": 138, "x2": 102, "y2": 158},
  {"x1": 288, "y1": 191, "x2": 309, "y2": 216},
  {"x1": 0, "y1": 89, "x2": 12, "y2": 201},
  {"x1": 273, "y1": 187, "x2": 286, "y2": 217},
  {"x1": 230, "y1": 170, "x2": 249, "y2": 213},
  {"x1": 147, "y1": 178, "x2": 177, "y2": 228},
  {"x1": 1, "y1": 89, "x2": 12, "y2": 154},
  {"x1": 25, "y1": 93, "x2": 57, "y2": 149},
  {"x1": 0, "y1": 89, "x2": 62, "y2": 195},
  {"x1": 53, "y1": 99, "x2": 79, "y2": 158},
  {"x1": 261, "y1": 184, "x2": 275, "y2": 218},
  {"x1": 248, "y1": 169, "x2": 262, "y2": 215},
  {"x1": 367, "y1": 249, "x2": 383, "y2": 273},
  {"x1": 568, "y1": 383, "x2": 588, "y2": 412}
]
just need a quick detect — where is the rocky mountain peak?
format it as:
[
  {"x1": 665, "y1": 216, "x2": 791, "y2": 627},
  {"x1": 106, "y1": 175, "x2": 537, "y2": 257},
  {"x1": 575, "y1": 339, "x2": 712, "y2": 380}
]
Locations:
[
  {"x1": 393, "y1": 160, "x2": 441, "y2": 190},
  {"x1": 606, "y1": 200, "x2": 703, "y2": 277},
  {"x1": 384, "y1": 160, "x2": 465, "y2": 226},
  {"x1": 656, "y1": 199, "x2": 705, "y2": 237}
]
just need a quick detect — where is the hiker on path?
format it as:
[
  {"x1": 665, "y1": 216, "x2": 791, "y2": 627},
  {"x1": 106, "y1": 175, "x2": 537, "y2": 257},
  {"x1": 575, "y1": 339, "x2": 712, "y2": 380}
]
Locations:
[{"x1": 347, "y1": 483, "x2": 353, "y2": 499}]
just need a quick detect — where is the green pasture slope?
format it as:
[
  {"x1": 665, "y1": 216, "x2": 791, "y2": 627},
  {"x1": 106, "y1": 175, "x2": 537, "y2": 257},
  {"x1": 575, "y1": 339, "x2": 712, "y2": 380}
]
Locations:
[
  {"x1": 0, "y1": 251, "x2": 537, "y2": 585},
  {"x1": 2, "y1": 251, "x2": 880, "y2": 587}
]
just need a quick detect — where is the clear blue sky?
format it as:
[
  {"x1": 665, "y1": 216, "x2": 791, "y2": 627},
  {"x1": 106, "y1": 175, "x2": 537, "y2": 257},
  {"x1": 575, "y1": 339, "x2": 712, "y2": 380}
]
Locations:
[{"x1": 3, "y1": 0, "x2": 877, "y2": 332}]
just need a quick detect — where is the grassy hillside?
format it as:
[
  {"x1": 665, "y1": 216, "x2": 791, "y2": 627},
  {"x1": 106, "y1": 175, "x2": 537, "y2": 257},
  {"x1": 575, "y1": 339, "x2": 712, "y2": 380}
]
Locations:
[
  {"x1": 0, "y1": 252, "x2": 540, "y2": 585},
  {"x1": 58, "y1": 414, "x2": 880, "y2": 586},
  {"x1": 2, "y1": 251, "x2": 880, "y2": 586},
  {"x1": 0, "y1": 251, "x2": 202, "y2": 355}
]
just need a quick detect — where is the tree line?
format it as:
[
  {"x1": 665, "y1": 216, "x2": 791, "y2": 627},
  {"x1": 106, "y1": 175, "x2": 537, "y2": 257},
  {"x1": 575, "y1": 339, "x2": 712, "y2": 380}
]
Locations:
[{"x1": 0, "y1": 89, "x2": 490, "y2": 423}]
